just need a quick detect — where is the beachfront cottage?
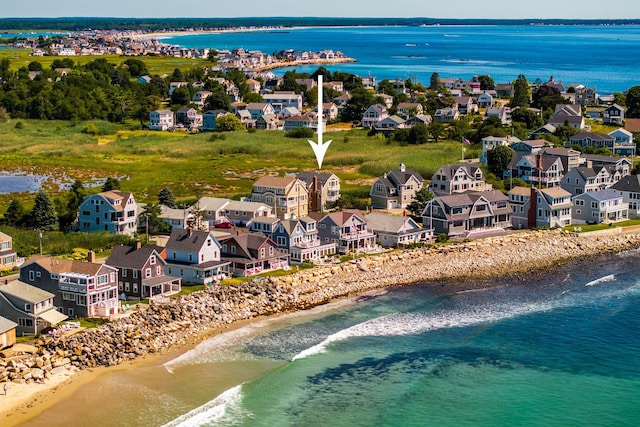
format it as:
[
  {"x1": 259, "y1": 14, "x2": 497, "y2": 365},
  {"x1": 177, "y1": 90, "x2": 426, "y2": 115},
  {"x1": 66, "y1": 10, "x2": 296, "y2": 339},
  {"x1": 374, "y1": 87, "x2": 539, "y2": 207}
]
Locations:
[
  {"x1": 548, "y1": 104, "x2": 584, "y2": 129},
  {"x1": 176, "y1": 107, "x2": 202, "y2": 127},
  {"x1": 611, "y1": 175, "x2": 640, "y2": 219},
  {"x1": 262, "y1": 92, "x2": 303, "y2": 113},
  {"x1": 155, "y1": 204, "x2": 194, "y2": 232},
  {"x1": 396, "y1": 102, "x2": 424, "y2": 118},
  {"x1": 541, "y1": 147, "x2": 583, "y2": 172},
  {"x1": 405, "y1": 114, "x2": 433, "y2": 128},
  {"x1": 453, "y1": 96, "x2": 478, "y2": 115},
  {"x1": 370, "y1": 164, "x2": 424, "y2": 210},
  {"x1": 510, "y1": 139, "x2": 545, "y2": 155},
  {"x1": 219, "y1": 232, "x2": 288, "y2": 277},
  {"x1": 430, "y1": 165, "x2": 489, "y2": 197},
  {"x1": 78, "y1": 190, "x2": 138, "y2": 237},
  {"x1": 106, "y1": 242, "x2": 181, "y2": 302},
  {"x1": 19, "y1": 254, "x2": 119, "y2": 318},
  {"x1": 223, "y1": 200, "x2": 274, "y2": 227},
  {"x1": 361, "y1": 104, "x2": 389, "y2": 128},
  {"x1": 164, "y1": 228, "x2": 231, "y2": 285},
  {"x1": 314, "y1": 210, "x2": 377, "y2": 254},
  {"x1": 569, "y1": 132, "x2": 616, "y2": 152},
  {"x1": 201, "y1": 109, "x2": 231, "y2": 131},
  {"x1": 607, "y1": 128, "x2": 636, "y2": 156},
  {"x1": 0, "y1": 280, "x2": 67, "y2": 336},
  {"x1": 572, "y1": 189, "x2": 628, "y2": 224},
  {"x1": 252, "y1": 176, "x2": 309, "y2": 219},
  {"x1": 149, "y1": 109, "x2": 175, "y2": 131},
  {"x1": 485, "y1": 106, "x2": 511, "y2": 125},
  {"x1": 364, "y1": 212, "x2": 434, "y2": 248},
  {"x1": 0, "y1": 231, "x2": 22, "y2": 272},
  {"x1": 508, "y1": 153, "x2": 565, "y2": 189},
  {"x1": 256, "y1": 114, "x2": 284, "y2": 130},
  {"x1": 0, "y1": 316, "x2": 17, "y2": 349},
  {"x1": 296, "y1": 171, "x2": 341, "y2": 213},
  {"x1": 434, "y1": 107, "x2": 459, "y2": 123},
  {"x1": 314, "y1": 102, "x2": 339, "y2": 121},
  {"x1": 246, "y1": 102, "x2": 276, "y2": 120},
  {"x1": 508, "y1": 186, "x2": 573, "y2": 229},
  {"x1": 561, "y1": 166, "x2": 617, "y2": 196},
  {"x1": 422, "y1": 190, "x2": 512, "y2": 238}
]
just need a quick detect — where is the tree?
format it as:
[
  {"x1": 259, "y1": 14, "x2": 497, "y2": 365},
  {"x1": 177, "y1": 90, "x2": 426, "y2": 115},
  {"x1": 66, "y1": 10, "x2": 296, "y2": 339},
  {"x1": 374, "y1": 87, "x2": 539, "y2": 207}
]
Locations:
[
  {"x1": 122, "y1": 58, "x2": 148, "y2": 77},
  {"x1": 613, "y1": 92, "x2": 626, "y2": 107},
  {"x1": 427, "y1": 120, "x2": 446, "y2": 143},
  {"x1": 625, "y1": 86, "x2": 640, "y2": 118},
  {"x1": 171, "y1": 86, "x2": 192, "y2": 106},
  {"x1": 215, "y1": 114, "x2": 245, "y2": 132},
  {"x1": 510, "y1": 74, "x2": 530, "y2": 108},
  {"x1": 242, "y1": 92, "x2": 263, "y2": 103},
  {"x1": 141, "y1": 203, "x2": 170, "y2": 235},
  {"x1": 58, "y1": 179, "x2": 85, "y2": 230},
  {"x1": 341, "y1": 86, "x2": 376, "y2": 122},
  {"x1": 30, "y1": 191, "x2": 58, "y2": 231},
  {"x1": 102, "y1": 177, "x2": 121, "y2": 192},
  {"x1": 487, "y1": 145, "x2": 515, "y2": 176},
  {"x1": 510, "y1": 107, "x2": 543, "y2": 130},
  {"x1": 2, "y1": 199, "x2": 25, "y2": 226},
  {"x1": 532, "y1": 84, "x2": 565, "y2": 111},
  {"x1": 477, "y1": 75, "x2": 495, "y2": 90},
  {"x1": 408, "y1": 123, "x2": 428, "y2": 144},
  {"x1": 158, "y1": 187, "x2": 177, "y2": 208},
  {"x1": 429, "y1": 72, "x2": 441, "y2": 91},
  {"x1": 406, "y1": 187, "x2": 434, "y2": 217}
]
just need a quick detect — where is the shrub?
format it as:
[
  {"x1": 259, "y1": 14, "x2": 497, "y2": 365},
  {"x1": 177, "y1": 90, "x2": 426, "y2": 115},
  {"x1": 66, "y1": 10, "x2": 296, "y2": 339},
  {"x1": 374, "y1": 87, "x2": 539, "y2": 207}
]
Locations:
[
  {"x1": 285, "y1": 127, "x2": 314, "y2": 138},
  {"x1": 436, "y1": 233, "x2": 448, "y2": 243},
  {"x1": 14, "y1": 121, "x2": 24, "y2": 129},
  {"x1": 247, "y1": 127, "x2": 257, "y2": 134}
]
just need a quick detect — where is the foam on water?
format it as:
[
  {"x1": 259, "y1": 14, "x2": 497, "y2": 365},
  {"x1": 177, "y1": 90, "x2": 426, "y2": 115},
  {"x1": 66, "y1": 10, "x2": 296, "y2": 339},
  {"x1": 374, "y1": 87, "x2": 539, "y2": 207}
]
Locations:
[
  {"x1": 292, "y1": 279, "x2": 640, "y2": 361},
  {"x1": 162, "y1": 384, "x2": 247, "y2": 427},
  {"x1": 585, "y1": 274, "x2": 616, "y2": 287}
]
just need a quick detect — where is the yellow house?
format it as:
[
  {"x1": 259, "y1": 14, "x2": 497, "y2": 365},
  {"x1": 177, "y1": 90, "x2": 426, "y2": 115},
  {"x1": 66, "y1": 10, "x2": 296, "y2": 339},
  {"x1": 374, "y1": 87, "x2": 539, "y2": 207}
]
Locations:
[{"x1": 252, "y1": 176, "x2": 309, "y2": 219}]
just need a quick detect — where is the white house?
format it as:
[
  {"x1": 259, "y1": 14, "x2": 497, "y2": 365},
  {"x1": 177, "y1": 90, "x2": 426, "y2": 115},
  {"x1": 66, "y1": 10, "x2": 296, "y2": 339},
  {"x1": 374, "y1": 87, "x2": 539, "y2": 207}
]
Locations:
[{"x1": 149, "y1": 110, "x2": 174, "y2": 131}]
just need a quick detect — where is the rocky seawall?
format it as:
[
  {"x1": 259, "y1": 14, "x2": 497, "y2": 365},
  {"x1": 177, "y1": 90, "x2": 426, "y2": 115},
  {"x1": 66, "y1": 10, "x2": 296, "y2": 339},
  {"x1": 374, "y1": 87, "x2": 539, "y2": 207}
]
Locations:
[{"x1": 2, "y1": 229, "x2": 640, "y2": 384}]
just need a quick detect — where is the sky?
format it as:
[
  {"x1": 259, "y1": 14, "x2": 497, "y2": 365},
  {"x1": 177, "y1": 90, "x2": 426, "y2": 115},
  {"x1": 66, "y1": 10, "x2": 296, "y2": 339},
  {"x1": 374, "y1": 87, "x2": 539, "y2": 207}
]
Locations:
[{"x1": 2, "y1": 0, "x2": 639, "y2": 20}]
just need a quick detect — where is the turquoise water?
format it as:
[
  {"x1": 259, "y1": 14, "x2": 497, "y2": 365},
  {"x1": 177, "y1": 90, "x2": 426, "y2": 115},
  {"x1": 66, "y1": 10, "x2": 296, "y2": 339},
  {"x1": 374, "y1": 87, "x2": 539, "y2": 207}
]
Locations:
[
  {"x1": 22, "y1": 252, "x2": 640, "y2": 427},
  {"x1": 156, "y1": 253, "x2": 640, "y2": 427},
  {"x1": 160, "y1": 25, "x2": 640, "y2": 93}
]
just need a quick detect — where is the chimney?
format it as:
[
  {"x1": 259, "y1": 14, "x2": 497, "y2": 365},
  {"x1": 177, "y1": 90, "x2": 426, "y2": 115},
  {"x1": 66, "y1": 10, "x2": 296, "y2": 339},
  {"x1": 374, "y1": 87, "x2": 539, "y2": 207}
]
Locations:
[
  {"x1": 135, "y1": 239, "x2": 142, "y2": 250},
  {"x1": 399, "y1": 163, "x2": 406, "y2": 172},
  {"x1": 187, "y1": 226, "x2": 193, "y2": 236},
  {"x1": 528, "y1": 186, "x2": 537, "y2": 228},
  {"x1": 87, "y1": 250, "x2": 95, "y2": 263}
]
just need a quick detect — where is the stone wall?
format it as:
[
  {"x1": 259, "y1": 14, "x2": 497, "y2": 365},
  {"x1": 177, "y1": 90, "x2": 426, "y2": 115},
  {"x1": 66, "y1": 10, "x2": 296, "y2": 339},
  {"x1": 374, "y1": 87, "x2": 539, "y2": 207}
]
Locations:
[{"x1": 3, "y1": 229, "x2": 640, "y2": 384}]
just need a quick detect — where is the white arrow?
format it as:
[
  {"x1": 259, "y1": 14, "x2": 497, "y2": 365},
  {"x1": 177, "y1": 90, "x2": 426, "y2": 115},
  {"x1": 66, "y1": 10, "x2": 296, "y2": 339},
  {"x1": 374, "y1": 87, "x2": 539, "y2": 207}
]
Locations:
[{"x1": 308, "y1": 74, "x2": 332, "y2": 169}]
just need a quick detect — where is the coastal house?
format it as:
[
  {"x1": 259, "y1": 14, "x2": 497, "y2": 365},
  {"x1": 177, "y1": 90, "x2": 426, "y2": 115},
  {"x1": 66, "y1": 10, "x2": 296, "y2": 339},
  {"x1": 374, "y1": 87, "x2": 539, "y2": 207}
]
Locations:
[
  {"x1": 405, "y1": 114, "x2": 433, "y2": 127},
  {"x1": 192, "y1": 90, "x2": 212, "y2": 109},
  {"x1": 581, "y1": 154, "x2": 631, "y2": 177},
  {"x1": 284, "y1": 115, "x2": 313, "y2": 131},
  {"x1": 396, "y1": 103, "x2": 424, "y2": 118},
  {"x1": 507, "y1": 153, "x2": 565, "y2": 189},
  {"x1": 480, "y1": 135, "x2": 520, "y2": 164},
  {"x1": 569, "y1": 84, "x2": 597, "y2": 106},
  {"x1": 197, "y1": 197, "x2": 234, "y2": 228},
  {"x1": 19, "y1": 254, "x2": 119, "y2": 318},
  {"x1": 251, "y1": 176, "x2": 309, "y2": 219},
  {"x1": 561, "y1": 166, "x2": 618, "y2": 196},
  {"x1": 296, "y1": 171, "x2": 341, "y2": 212},
  {"x1": 548, "y1": 104, "x2": 584, "y2": 129},
  {"x1": 454, "y1": 96, "x2": 478, "y2": 115},
  {"x1": 106, "y1": 242, "x2": 181, "y2": 301},
  {"x1": 370, "y1": 164, "x2": 424, "y2": 210},
  {"x1": 477, "y1": 92, "x2": 494, "y2": 108},
  {"x1": 262, "y1": 92, "x2": 303, "y2": 113},
  {"x1": 219, "y1": 232, "x2": 288, "y2": 277},
  {"x1": 495, "y1": 84, "x2": 515, "y2": 98},
  {"x1": 611, "y1": 175, "x2": 640, "y2": 218},
  {"x1": 364, "y1": 212, "x2": 434, "y2": 248},
  {"x1": 176, "y1": 107, "x2": 201, "y2": 127},
  {"x1": 0, "y1": 231, "x2": 22, "y2": 272},
  {"x1": 164, "y1": 228, "x2": 231, "y2": 285},
  {"x1": 0, "y1": 280, "x2": 67, "y2": 336},
  {"x1": 246, "y1": 102, "x2": 276, "y2": 120},
  {"x1": 434, "y1": 107, "x2": 459, "y2": 123},
  {"x1": 314, "y1": 102, "x2": 339, "y2": 121},
  {"x1": 156, "y1": 205, "x2": 194, "y2": 232},
  {"x1": 315, "y1": 210, "x2": 377, "y2": 254},
  {"x1": 607, "y1": 128, "x2": 636, "y2": 156},
  {"x1": 568, "y1": 132, "x2": 616, "y2": 152},
  {"x1": 542, "y1": 147, "x2": 583, "y2": 172},
  {"x1": 362, "y1": 104, "x2": 389, "y2": 128},
  {"x1": 528, "y1": 124, "x2": 556, "y2": 140},
  {"x1": 149, "y1": 109, "x2": 174, "y2": 131},
  {"x1": 485, "y1": 106, "x2": 511, "y2": 125},
  {"x1": 201, "y1": 109, "x2": 231, "y2": 131},
  {"x1": 430, "y1": 165, "x2": 489, "y2": 196},
  {"x1": 511, "y1": 139, "x2": 546, "y2": 155},
  {"x1": 602, "y1": 104, "x2": 626, "y2": 125},
  {"x1": 508, "y1": 186, "x2": 573, "y2": 229},
  {"x1": 377, "y1": 115, "x2": 406, "y2": 132},
  {"x1": 421, "y1": 190, "x2": 512, "y2": 238},
  {"x1": 256, "y1": 114, "x2": 284, "y2": 130},
  {"x1": 223, "y1": 200, "x2": 274, "y2": 227},
  {"x1": 0, "y1": 316, "x2": 17, "y2": 349},
  {"x1": 78, "y1": 190, "x2": 138, "y2": 236},
  {"x1": 572, "y1": 189, "x2": 628, "y2": 224}
]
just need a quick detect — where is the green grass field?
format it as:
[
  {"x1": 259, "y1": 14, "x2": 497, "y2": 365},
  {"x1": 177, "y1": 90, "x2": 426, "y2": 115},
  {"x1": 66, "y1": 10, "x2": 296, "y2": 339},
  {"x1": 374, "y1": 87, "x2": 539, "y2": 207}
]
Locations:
[{"x1": 0, "y1": 119, "x2": 475, "y2": 212}]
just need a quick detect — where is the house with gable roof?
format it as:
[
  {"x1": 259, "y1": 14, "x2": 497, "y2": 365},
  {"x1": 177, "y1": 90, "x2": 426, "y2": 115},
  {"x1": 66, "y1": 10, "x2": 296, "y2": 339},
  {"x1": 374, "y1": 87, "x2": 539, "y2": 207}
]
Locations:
[
  {"x1": 224, "y1": 200, "x2": 274, "y2": 227},
  {"x1": 106, "y1": 242, "x2": 181, "y2": 301},
  {"x1": 508, "y1": 153, "x2": 565, "y2": 188},
  {"x1": 252, "y1": 176, "x2": 309, "y2": 219},
  {"x1": 581, "y1": 154, "x2": 631, "y2": 176},
  {"x1": 149, "y1": 109, "x2": 174, "y2": 131},
  {"x1": 246, "y1": 102, "x2": 276, "y2": 120},
  {"x1": 480, "y1": 135, "x2": 520, "y2": 163},
  {"x1": 611, "y1": 175, "x2": 640, "y2": 218},
  {"x1": 572, "y1": 189, "x2": 628, "y2": 224},
  {"x1": 0, "y1": 231, "x2": 22, "y2": 271},
  {"x1": 164, "y1": 228, "x2": 230, "y2": 285},
  {"x1": 511, "y1": 139, "x2": 546, "y2": 155},
  {"x1": 296, "y1": 171, "x2": 341, "y2": 212},
  {"x1": 362, "y1": 104, "x2": 389, "y2": 128},
  {"x1": 396, "y1": 102, "x2": 424, "y2": 118},
  {"x1": 548, "y1": 104, "x2": 584, "y2": 129},
  {"x1": 315, "y1": 210, "x2": 376, "y2": 254},
  {"x1": 219, "y1": 232, "x2": 288, "y2": 276},
  {"x1": 78, "y1": 190, "x2": 138, "y2": 236},
  {"x1": 430, "y1": 165, "x2": 489, "y2": 196},
  {"x1": 434, "y1": 107, "x2": 459, "y2": 123},
  {"x1": 603, "y1": 104, "x2": 626, "y2": 125},
  {"x1": 421, "y1": 190, "x2": 511, "y2": 238},
  {"x1": 542, "y1": 147, "x2": 583, "y2": 172},
  {"x1": 202, "y1": 109, "x2": 231, "y2": 131},
  {"x1": 485, "y1": 106, "x2": 511, "y2": 125},
  {"x1": 0, "y1": 316, "x2": 17, "y2": 348},
  {"x1": 569, "y1": 132, "x2": 616, "y2": 152},
  {"x1": 561, "y1": 166, "x2": 617, "y2": 196},
  {"x1": 370, "y1": 164, "x2": 424, "y2": 210},
  {"x1": 0, "y1": 280, "x2": 67, "y2": 336},
  {"x1": 19, "y1": 254, "x2": 119, "y2": 318},
  {"x1": 508, "y1": 186, "x2": 573, "y2": 229},
  {"x1": 608, "y1": 128, "x2": 636, "y2": 156},
  {"x1": 365, "y1": 212, "x2": 433, "y2": 248}
]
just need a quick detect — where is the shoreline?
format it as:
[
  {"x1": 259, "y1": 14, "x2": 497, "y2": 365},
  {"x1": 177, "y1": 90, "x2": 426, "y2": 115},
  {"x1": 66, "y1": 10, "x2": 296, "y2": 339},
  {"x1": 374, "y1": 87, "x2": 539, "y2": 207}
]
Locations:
[{"x1": 3, "y1": 228, "x2": 640, "y2": 423}]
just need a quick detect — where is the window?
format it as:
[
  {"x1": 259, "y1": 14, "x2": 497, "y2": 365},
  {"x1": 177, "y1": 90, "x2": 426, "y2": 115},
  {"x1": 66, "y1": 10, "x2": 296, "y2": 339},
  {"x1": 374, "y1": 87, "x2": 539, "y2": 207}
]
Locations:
[
  {"x1": 77, "y1": 295, "x2": 86, "y2": 306},
  {"x1": 68, "y1": 308, "x2": 74, "y2": 317},
  {"x1": 133, "y1": 283, "x2": 138, "y2": 294},
  {"x1": 18, "y1": 318, "x2": 34, "y2": 327},
  {"x1": 119, "y1": 282, "x2": 123, "y2": 291},
  {"x1": 145, "y1": 268, "x2": 151, "y2": 278},
  {"x1": 62, "y1": 292, "x2": 75, "y2": 301},
  {"x1": 98, "y1": 275, "x2": 108, "y2": 285},
  {"x1": 122, "y1": 269, "x2": 127, "y2": 277},
  {"x1": 29, "y1": 270, "x2": 34, "y2": 281},
  {"x1": 125, "y1": 283, "x2": 130, "y2": 292},
  {"x1": 133, "y1": 270, "x2": 138, "y2": 279},
  {"x1": 24, "y1": 303, "x2": 32, "y2": 312},
  {"x1": 150, "y1": 255, "x2": 156, "y2": 265}
]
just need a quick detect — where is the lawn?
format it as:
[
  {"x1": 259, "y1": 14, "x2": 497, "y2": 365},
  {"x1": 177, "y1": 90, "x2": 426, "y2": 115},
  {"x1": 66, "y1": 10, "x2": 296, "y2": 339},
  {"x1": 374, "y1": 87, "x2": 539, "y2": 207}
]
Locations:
[{"x1": 0, "y1": 119, "x2": 468, "y2": 213}]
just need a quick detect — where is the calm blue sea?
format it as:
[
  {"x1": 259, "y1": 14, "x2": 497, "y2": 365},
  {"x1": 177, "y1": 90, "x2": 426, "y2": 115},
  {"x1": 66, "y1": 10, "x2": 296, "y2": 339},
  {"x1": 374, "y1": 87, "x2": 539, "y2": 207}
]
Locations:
[{"x1": 159, "y1": 25, "x2": 640, "y2": 93}]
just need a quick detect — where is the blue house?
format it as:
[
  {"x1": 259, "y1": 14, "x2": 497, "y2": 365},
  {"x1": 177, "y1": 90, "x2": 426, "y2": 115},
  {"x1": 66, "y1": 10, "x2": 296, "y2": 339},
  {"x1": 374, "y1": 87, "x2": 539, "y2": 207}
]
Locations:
[{"x1": 78, "y1": 190, "x2": 138, "y2": 236}]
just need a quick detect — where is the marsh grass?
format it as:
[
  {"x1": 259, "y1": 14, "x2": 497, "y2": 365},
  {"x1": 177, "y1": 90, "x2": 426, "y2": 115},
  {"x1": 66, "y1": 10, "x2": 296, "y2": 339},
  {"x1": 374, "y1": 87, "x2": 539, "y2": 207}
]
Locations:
[{"x1": 0, "y1": 121, "x2": 464, "y2": 213}]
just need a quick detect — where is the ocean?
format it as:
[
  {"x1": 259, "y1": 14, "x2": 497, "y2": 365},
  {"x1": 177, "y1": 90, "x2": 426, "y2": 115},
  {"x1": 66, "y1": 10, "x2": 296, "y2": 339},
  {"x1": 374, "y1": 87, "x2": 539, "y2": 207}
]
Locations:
[
  {"x1": 158, "y1": 25, "x2": 640, "y2": 94},
  {"x1": 23, "y1": 251, "x2": 640, "y2": 426}
]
